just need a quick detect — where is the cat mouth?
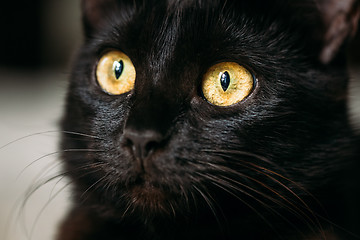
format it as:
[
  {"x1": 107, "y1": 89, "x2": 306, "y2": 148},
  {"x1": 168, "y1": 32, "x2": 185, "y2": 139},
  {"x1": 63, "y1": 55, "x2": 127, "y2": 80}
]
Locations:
[
  {"x1": 130, "y1": 183, "x2": 166, "y2": 200},
  {"x1": 126, "y1": 180, "x2": 175, "y2": 213},
  {"x1": 123, "y1": 172, "x2": 182, "y2": 211},
  {"x1": 128, "y1": 172, "x2": 165, "y2": 195}
]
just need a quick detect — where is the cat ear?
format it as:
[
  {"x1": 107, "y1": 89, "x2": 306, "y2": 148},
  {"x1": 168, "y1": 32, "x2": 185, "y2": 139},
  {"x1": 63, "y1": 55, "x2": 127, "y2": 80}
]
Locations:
[
  {"x1": 316, "y1": 0, "x2": 360, "y2": 64},
  {"x1": 81, "y1": 0, "x2": 118, "y2": 36}
]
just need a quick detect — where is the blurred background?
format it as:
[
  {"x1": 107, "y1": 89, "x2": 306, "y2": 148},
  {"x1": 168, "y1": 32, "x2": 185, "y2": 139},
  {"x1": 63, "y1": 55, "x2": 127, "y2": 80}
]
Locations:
[
  {"x1": 0, "y1": 1, "x2": 81, "y2": 240},
  {"x1": 0, "y1": 1, "x2": 359, "y2": 240}
]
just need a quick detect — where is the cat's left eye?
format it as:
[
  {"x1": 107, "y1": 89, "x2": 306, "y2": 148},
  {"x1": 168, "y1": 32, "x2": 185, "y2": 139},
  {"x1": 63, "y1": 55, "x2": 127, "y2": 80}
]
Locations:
[
  {"x1": 201, "y1": 62, "x2": 254, "y2": 106},
  {"x1": 96, "y1": 50, "x2": 136, "y2": 95}
]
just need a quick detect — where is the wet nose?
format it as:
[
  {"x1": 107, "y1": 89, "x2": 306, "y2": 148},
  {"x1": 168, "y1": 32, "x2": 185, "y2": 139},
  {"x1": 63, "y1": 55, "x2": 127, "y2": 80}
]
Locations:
[{"x1": 123, "y1": 129, "x2": 163, "y2": 161}]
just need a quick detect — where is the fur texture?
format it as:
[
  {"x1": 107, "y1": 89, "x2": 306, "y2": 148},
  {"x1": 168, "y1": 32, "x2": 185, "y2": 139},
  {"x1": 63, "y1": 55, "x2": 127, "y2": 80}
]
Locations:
[{"x1": 58, "y1": 0, "x2": 360, "y2": 239}]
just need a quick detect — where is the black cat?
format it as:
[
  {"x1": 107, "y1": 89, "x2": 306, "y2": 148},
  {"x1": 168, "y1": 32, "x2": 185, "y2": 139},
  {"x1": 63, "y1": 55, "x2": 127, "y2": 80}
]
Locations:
[{"x1": 58, "y1": 0, "x2": 360, "y2": 239}]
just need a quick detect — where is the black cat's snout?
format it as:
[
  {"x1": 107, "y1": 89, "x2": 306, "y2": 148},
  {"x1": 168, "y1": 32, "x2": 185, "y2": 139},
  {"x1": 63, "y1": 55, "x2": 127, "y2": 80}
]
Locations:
[{"x1": 123, "y1": 129, "x2": 163, "y2": 163}]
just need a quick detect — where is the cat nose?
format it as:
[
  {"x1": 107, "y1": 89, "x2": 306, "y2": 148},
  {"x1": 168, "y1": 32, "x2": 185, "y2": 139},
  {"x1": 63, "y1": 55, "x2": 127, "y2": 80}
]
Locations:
[{"x1": 123, "y1": 129, "x2": 163, "y2": 161}]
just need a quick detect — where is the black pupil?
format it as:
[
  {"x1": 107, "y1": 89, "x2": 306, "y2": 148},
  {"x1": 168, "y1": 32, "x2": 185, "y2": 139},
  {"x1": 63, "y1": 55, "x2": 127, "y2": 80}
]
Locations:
[
  {"x1": 114, "y1": 60, "x2": 124, "y2": 79},
  {"x1": 220, "y1": 71, "x2": 230, "y2": 92}
]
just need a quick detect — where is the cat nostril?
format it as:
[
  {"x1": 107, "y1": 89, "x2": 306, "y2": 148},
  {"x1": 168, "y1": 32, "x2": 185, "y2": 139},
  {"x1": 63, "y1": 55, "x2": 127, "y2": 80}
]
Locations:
[
  {"x1": 145, "y1": 141, "x2": 158, "y2": 155},
  {"x1": 123, "y1": 129, "x2": 163, "y2": 160}
]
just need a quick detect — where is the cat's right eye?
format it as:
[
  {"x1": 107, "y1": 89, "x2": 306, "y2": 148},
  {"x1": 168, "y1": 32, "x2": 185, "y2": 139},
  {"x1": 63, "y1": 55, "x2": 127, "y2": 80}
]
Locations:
[
  {"x1": 96, "y1": 50, "x2": 136, "y2": 95},
  {"x1": 201, "y1": 62, "x2": 254, "y2": 106}
]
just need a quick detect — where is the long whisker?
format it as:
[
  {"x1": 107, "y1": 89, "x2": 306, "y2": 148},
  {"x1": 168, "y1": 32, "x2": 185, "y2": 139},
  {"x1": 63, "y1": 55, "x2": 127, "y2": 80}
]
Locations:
[
  {"x1": 17, "y1": 149, "x2": 105, "y2": 209},
  {"x1": 102, "y1": 173, "x2": 119, "y2": 200},
  {"x1": 16, "y1": 173, "x2": 67, "y2": 239},
  {"x1": 192, "y1": 184, "x2": 223, "y2": 230},
  {"x1": 197, "y1": 151, "x2": 326, "y2": 238},
  {"x1": 226, "y1": 174, "x2": 318, "y2": 237},
  {"x1": 48, "y1": 162, "x2": 106, "y2": 200},
  {"x1": 2, "y1": 130, "x2": 105, "y2": 240},
  {"x1": 239, "y1": 158, "x2": 322, "y2": 210},
  {"x1": 0, "y1": 130, "x2": 104, "y2": 150},
  {"x1": 202, "y1": 149, "x2": 280, "y2": 169},
  {"x1": 208, "y1": 149, "x2": 326, "y2": 212},
  {"x1": 314, "y1": 213, "x2": 360, "y2": 239},
  {"x1": 19, "y1": 151, "x2": 104, "y2": 202},
  {"x1": 122, "y1": 200, "x2": 134, "y2": 219},
  {"x1": 18, "y1": 149, "x2": 104, "y2": 179},
  {"x1": 169, "y1": 202, "x2": 177, "y2": 218},
  {"x1": 232, "y1": 159, "x2": 326, "y2": 237},
  {"x1": 212, "y1": 181, "x2": 288, "y2": 239},
  {"x1": 179, "y1": 184, "x2": 190, "y2": 212},
  {"x1": 209, "y1": 152, "x2": 323, "y2": 216},
  {"x1": 229, "y1": 160, "x2": 322, "y2": 230},
  {"x1": 19, "y1": 163, "x2": 102, "y2": 213},
  {"x1": 28, "y1": 180, "x2": 73, "y2": 240},
  {"x1": 79, "y1": 173, "x2": 110, "y2": 201},
  {"x1": 17, "y1": 152, "x2": 61, "y2": 180},
  {"x1": 49, "y1": 174, "x2": 69, "y2": 199},
  {"x1": 196, "y1": 171, "x2": 303, "y2": 239},
  {"x1": 16, "y1": 162, "x2": 107, "y2": 240}
]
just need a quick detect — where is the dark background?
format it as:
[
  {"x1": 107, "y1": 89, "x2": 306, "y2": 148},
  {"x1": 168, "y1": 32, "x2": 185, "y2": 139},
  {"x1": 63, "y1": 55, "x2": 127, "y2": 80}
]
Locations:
[{"x1": 0, "y1": 0, "x2": 82, "y2": 72}]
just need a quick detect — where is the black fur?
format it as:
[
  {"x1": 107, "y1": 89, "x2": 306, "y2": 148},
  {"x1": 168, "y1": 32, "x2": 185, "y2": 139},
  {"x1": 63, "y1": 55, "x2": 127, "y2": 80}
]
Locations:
[{"x1": 59, "y1": 0, "x2": 360, "y2": 239}]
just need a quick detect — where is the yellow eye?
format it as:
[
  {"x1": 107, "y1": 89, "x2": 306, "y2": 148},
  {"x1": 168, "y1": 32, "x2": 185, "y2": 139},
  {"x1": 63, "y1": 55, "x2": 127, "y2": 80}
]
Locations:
[
  {"x1": 201, "y1": 62, "x2": 254, "y2": 106},
  {"x1": 96, "y1": 50, "x2": 136, "y2": 95}
]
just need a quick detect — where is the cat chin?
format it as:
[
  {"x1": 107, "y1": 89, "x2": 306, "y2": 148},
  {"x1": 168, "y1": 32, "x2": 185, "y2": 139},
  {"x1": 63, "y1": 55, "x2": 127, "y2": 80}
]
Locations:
[
  {"x1": 120, "y1": 184, "x2": 184, "y2": 218},
  {"x1": 128, "y1": 184, "x2": 168, "y2": 205}
]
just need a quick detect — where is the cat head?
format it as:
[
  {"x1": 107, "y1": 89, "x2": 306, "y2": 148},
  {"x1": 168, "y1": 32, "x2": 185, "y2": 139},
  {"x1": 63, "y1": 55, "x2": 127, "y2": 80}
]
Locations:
[{"x1": 61, "y1": 0, "x2": 359, "y2": 232}]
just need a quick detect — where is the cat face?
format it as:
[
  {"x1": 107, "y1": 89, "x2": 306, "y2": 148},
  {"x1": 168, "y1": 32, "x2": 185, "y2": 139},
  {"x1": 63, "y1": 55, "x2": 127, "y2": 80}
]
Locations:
[{"x1": 61, "y1": 0, "x2": 359, "y2": 231}]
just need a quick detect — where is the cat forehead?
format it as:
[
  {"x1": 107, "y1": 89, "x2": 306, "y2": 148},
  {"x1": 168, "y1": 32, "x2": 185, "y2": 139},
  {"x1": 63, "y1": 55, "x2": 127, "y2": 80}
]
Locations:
[
  {"x1": 83, "y1": 0, "x2": 320, "y2": 34},
  {"x1": 164, "y1": 0, "x2": 318, "y2": 13},
  {"x1": 165, "y1": 0, "x2": 220, "y2": 9},
  {"x1": 110, "y1": 0, "x2": 319, "y2": 15},
  {"x1": 130, "y1": 0, "x2": 320, "y2": 33},
  {"x1": 165, "y1": 0, "x2": 312, "y2": 9}
]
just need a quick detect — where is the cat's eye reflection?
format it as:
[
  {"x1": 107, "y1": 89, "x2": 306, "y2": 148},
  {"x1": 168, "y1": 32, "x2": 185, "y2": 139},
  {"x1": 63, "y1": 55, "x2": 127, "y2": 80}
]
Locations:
[
  {"x1": 202, "y1": 62, "x2": 254, "y2": 106},
  {"x1": 113, "y1": 60, "x2": 124, "y2": 79},
  {"x1": 96, "y1": 51, "x2": 136, "y2": 95}
]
